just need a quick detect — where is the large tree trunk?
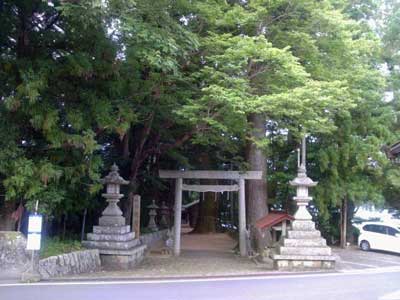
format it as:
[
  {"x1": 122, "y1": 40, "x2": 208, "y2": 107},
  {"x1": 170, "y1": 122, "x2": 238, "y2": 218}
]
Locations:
[
  {"x1": 246, "y1": 113, "x2": 269, "y2": 250},
  {"x1": 193, "y1": 152, "x2": 218, "y2": 233},
  {"x1": 340, "y1": 197, "x2": 356, "y2": 246},
  {"x1": 193, "y1": 189, "x2": 218, "y2": 233},
  {"x1": 0, "y1": 200, "x2": 16, "y2": 231}
]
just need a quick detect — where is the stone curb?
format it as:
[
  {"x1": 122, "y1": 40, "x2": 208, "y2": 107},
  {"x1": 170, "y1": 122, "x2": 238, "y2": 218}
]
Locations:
[
  {"x1": 40, "y1": 269, "x2": 337, "y2": 282},
  {"x1": 38, "y1": 249, "x2": 101, "y2": 279}
]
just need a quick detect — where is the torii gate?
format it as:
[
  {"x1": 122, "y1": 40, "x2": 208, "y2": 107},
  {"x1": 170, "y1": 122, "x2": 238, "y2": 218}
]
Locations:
[{"x1": 159, "y1": 170, "x2": 263, "y2": 257}]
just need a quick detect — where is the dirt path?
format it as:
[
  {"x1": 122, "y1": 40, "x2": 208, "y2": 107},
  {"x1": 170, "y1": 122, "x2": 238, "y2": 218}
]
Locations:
[{"x1": 181, "y1": 231, "x2": 237, "y2": 253}]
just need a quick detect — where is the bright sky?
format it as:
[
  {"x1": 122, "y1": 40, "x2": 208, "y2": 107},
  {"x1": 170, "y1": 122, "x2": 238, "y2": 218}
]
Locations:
[{"x1": 355, "y1": 205, "x2": 400, "y2": 226}]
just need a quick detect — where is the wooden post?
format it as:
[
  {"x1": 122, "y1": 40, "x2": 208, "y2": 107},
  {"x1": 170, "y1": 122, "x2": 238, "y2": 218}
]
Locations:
[
  {"x1": 132, "y1": 195, "x2": 141, "y2": 238},
  {"x1": 174, "y1": 178, "x2": 183, "y2": 256},
  {"x1": 238, "y1": 178, "x2": 246, "y2": 256}
]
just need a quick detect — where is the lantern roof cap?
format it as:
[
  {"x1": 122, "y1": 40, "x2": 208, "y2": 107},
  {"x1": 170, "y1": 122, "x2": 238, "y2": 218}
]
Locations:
[
  {"x1": 289, "y1": 166, "x2": 318, "y2": 187},
  {"x1": 147, "y1": 200, "x2": 159, "y2": 209},
  {"x1": 101, "y1": 163, "x2": 129, "y2": 185}
]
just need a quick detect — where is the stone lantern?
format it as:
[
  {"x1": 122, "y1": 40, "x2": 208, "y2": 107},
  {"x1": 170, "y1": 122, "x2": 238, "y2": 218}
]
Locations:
[
  {"x1": 83, "y1": 163, "x2": 147, "y2": 270},
  {"x1": 147, "y1": 200, "x2": 159, "y2": 231},
  {"x1": 159, "y1": 201, "x2": 169, "y2": 228},
  {"x1": 272, "y1": 137, "x2": 335, "y2": 270},
  {"x1": 289, "y1": 163, "x2": 317, "y2": 221},
  {"x1": 99, "y1": 163, "x2": 129, "y2": 227}
]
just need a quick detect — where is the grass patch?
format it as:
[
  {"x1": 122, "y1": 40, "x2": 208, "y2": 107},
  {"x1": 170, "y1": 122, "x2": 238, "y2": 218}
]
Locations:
[
  {"x1": 40, "y1": 237, "x2": 82, "y2": 259},
  {"x1": 140, "y1": 227, "x2": 158, "y2": 234}
]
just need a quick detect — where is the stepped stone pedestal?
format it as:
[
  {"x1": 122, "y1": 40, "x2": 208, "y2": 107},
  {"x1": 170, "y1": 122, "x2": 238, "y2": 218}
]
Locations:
[
  {"x1": 272, "y1": 220, "x2": 335, "y2": 270},
  {"x1": 272, "y1": 138, "x2": 335, "y2": 270},
  {"x1": 83, "y1": 164, "x2": 146, "y2": 270}
]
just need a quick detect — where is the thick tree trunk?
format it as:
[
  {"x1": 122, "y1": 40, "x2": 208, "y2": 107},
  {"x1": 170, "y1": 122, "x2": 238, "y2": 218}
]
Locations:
[
  {"x1": 0, "y1": 200, "x2": 16, "y2": 231},
  {"x1": 193, "y1": 153, "x2": 218, "y2": 233},
  {"x1": 193, "y1": 190, "x2": 218, "y2": 233},
  {"x1": 246, "y1": 113, "x2": 269, "y2": 250},
  {"x1": 347, "y1": 200, "x2": 356, "y2": 244}
]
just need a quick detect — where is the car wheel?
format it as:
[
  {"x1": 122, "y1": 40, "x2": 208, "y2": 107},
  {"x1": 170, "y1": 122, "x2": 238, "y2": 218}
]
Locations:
[{"x1": 360, "y1": 240, "x2": 370, "y2": 251}]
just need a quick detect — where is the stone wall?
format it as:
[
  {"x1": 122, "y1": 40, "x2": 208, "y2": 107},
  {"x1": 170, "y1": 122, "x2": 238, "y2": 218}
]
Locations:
[
  {"x1": 139, "y1": 229, "x2": 168, "y2": 248},
  {"x1": 0, "y1": 231, "x2": 29, "y2": 273},
  {"x1": 38, "y1": 249, "x2": 101, "y2": 279}
]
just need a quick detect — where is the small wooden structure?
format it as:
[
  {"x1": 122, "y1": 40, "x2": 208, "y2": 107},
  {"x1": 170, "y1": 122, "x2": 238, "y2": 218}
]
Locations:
[
  {"x1": 389, "y1": 141, "x2": 400, "y2": 160},
  {"x1": 159, "y1": 170, "x2": 262, "y2": 257},
  {"x1": 255, "y1": 212, "x2": 294, "y2": 243},
  {"x1": 181, "y1": 199, "x2": 199, "y2": 227}
]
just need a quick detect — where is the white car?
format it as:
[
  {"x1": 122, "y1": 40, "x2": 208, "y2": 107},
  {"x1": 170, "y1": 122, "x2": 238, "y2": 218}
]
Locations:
[{"x1": 358, "y1": 222, "x2": 400, "y2": 254}]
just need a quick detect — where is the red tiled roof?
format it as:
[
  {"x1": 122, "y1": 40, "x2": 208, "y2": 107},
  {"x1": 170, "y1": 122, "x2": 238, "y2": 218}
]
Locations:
[{"x1": 255, "y1": 212, "x2": 294, "y2": 229}]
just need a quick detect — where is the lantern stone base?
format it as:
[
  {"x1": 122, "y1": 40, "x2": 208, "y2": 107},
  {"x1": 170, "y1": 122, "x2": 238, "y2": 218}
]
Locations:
[
  {"x1": 99, "y1": 245, "x2": 147, "y2": 271},
  {"x1": 83, "y1": 225, "x2": 146, "y2": 270},
  {"x1": 273, "y1": 256, "x2": 335, "y2": 271},
  {"x1": 99, "y1": 215, "x2": 126, "y2": 226},
  {"x1": 272, "y1": 220, "x2": 335, "y2": 271}
]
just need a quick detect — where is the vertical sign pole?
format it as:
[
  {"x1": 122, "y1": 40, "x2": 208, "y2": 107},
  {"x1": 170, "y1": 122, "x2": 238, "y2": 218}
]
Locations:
[
  {"x1": 238, "y1": 178, "x2": 246, "y2": 257},
  {"x1": 22, "y1": 203, "x2": 42, "y2": 282},
  {"x1": 32, "y1": 200, "x2": 39, "y2": 274},
  {"x1": 174, "y1": 178, "x2": 183, "y2": 256},
  {"x1": 31, "y1": 249, "x2": 34, "y2": 274}
]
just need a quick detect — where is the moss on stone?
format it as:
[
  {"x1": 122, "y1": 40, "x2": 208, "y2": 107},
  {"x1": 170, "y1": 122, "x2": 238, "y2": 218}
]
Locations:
[{"x1": 0, "y1": 231, "x2": 24, "y2": 241}]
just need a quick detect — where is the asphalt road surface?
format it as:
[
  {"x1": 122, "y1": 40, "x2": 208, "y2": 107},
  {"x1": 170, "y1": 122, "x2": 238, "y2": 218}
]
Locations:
[{"x1": 1, "y1": 269, "x2": 399, "y2": 300}]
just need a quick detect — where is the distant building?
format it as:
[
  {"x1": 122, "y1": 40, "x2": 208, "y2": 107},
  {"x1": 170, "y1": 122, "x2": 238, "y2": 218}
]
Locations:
[
  {"x1": 390, "y1": 142, "x2": 400, "y2": 158},
  {"x1": 383, "y1": 141, "x2": 400, "y2": 163}
]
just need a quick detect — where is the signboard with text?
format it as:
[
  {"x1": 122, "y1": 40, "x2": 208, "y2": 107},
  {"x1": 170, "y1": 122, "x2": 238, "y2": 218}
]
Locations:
[{"x1": 27, "y1": 214, "x2": 43, "y2": 250}]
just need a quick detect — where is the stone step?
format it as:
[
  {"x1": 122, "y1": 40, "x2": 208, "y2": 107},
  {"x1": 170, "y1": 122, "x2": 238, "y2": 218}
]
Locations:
[
  {"x1": 82, "y1": 238, "x2": 140, "y2": 250},
  {"x1": 86, "y1": 232, "x2": 135, "y2": 242},
  {"x1": 291, "y1": 221, "x2": 315, "y2": 231},
  {"x1": 288, "y1": 230, "x2": 321, "y2": 239},
  {"x1": 272, "y1": 254, "x2": 336, "y2": 261},
  {"x1": 272, "y1": 255, "x2": 335, "y2": 270},
  {"x1": 99, "y1": 244, "x2": 147, "y2": 256},
  {"x1": 278, "y1": 246, "x2": 331, "y2": 256},
  {"x1": 93, "y1": 225, "x2": 131, "y2": 235},
  {"x1": 283, "y1": 238, "x2": 326, "y2": 247}
]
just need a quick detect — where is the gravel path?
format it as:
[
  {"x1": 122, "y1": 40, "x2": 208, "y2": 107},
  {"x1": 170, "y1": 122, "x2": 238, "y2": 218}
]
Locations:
[
  {"x1": 50, "y1": 235, "x2": 400, "y2": 281},
  {"x1": 59, "y1": 232, "x2": 271, "y2": 280}
]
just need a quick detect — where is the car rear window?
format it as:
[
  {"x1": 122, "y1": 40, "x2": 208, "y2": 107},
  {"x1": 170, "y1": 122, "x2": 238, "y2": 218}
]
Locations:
[{"x1": 387, "y1": 226, "x2": 399, "y2": 236}]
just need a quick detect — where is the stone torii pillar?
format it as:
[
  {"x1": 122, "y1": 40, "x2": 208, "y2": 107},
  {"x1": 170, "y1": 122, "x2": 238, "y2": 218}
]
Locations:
[{"x1": 174, "y1": 177, "x2": 183, "y2": 256}]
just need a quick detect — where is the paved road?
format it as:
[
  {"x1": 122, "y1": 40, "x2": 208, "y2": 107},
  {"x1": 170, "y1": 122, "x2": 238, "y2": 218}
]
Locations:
[
  {"x1": 1, "y1": 269, "x2": 399, "y2": 300},
  {"x1": 334, "y1": 247, "x2": 400, "y2": 271}
]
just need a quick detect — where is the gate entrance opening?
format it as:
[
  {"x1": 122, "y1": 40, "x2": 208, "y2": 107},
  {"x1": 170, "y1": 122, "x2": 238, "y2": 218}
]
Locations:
[{"x1": 159, "y1": 170, "x2": 262, "y2": 256}]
